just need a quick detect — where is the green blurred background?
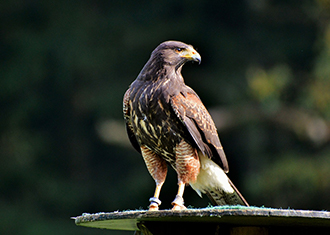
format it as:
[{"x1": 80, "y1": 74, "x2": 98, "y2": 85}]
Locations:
[{"x1": 1, "y1": 0, "x2": 330, "y2": 234}]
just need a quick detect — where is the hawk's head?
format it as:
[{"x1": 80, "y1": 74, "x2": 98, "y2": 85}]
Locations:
[{"x1": 151, "y1": 41, "x2": 201, "y2": 68}]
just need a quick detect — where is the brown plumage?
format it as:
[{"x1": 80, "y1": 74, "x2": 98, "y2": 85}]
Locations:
[{"x1": 123, "y1": 40, "x2": 248, "y2": 210}]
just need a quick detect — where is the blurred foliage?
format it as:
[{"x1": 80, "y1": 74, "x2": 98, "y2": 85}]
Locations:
[
  {"x1": 247, "y1": 64, "x2": 292, "y2": 110},
  {"x1": 0, "y1": 0, "x2": 330, "y2": 234}
]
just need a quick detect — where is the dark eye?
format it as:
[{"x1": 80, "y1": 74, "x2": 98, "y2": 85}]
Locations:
[{"x1": 175, "y1": 48, "x2": 184, "y2": 52}]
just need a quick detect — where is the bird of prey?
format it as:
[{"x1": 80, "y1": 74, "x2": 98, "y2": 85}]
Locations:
[{"x1": 123, "y1": 40, "x2": 248, "y2": 210}]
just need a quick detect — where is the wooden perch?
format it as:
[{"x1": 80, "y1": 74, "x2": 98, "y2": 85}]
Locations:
[{"x1": 73, "y1": 206, "x2": 330, "y2": 234}]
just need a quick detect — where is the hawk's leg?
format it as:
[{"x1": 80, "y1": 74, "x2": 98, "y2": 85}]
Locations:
[
  {"x1": 172, "y1": 140, "x2": 200, "y2": 210},
  {"x1": 141, "y1": 146, "x2": 167, "y2": 211},
  {"x1": 171, "y1": 181, "x2": 186, "y2": 210}
]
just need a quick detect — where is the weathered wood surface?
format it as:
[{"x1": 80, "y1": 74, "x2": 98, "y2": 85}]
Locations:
[{"x1": 74, "y1": 206, "x2": 330, "y2": 234}]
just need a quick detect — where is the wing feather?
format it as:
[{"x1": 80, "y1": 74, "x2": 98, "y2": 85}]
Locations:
[
  {"x1": 123, "y1": 88, "x2": 141, "y2": 154},
  {"x1": 171, "y1": 90, "x2": 229, "y2": 172},
  {"x1": 183, "y1": 116, "x2": 212, "y2": 157}
]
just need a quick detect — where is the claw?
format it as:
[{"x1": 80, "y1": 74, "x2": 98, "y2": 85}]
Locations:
[
  {"x1": 171, "y1": 195, "x2": 186, "y2": 210},
  {"x1": 149, "y1": 203, "x2": 159, "y2": 211},
  {"x1": 172, "y1": 203, "x2": 186, "y2": 210}
]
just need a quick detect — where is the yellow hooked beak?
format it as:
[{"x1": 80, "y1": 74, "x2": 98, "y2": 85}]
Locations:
[{"x1": 177, "y1": 47, "x2": 201, "y2": 64}]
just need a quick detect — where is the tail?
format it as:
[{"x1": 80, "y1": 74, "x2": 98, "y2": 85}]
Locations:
[
  {"x1": 190, "y1": 153, "x2": 249, "y2": 206},
  {"x1": 205, "y1": 178, "x2": 249, "y2": 206}
]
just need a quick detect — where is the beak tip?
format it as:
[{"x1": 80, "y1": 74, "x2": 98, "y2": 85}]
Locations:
[
  {"x1": 194, "y1": 56, "x2": 201, "y2": 64},
  {"x1": 191, "y1": 52, "x2": 201, "y2": 64}
]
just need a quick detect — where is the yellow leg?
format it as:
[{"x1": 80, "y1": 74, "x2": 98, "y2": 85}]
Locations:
[
  {"x1": 154, "y1": 183, "x2": 163, "y2": 199},
  {"x1": 171, "y1": 181, "x2": 187, "y2": 210},
  {"x1": 149, "y1": 183, "x2": 163, "y2": 211}
]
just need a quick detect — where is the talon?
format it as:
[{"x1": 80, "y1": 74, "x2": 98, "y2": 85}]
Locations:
[
  {"x1": 172, "y1": 204, "x2": 186, "y2": 210},
  {"x1": 171, "y1": 195, "x2": 186, "y2": 210},
  {"x1": 149, "y1": 203, "x2": 159, "y2": 211}
]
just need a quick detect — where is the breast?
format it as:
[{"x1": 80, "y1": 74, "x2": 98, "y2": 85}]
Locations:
[{"x1": 130, "y1": 81, "x2": 185, "y2": 162}]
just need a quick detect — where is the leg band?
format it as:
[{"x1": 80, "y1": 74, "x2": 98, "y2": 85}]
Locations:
[{"x1": 149, "y1": 197, "x2": 162, "y2": 206}]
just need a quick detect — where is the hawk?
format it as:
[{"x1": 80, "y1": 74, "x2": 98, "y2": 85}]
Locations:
[{"x1": 123, "y1": 41, "x2": 248, "y2": 210}]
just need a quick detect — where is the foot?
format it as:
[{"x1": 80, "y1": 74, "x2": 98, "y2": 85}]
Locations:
[
  {"x1": 148, "y1": 197, "x2": 161, "y2": 211},
  {"x1": 171, "y1": 203, "x2": 187, "y2": 210},
  {"x1": 171, "y1": 195, "x2": 186, "y2": 210},
  {"x1": 149, "y1": 204, "x2": 159, "y2": 211}
]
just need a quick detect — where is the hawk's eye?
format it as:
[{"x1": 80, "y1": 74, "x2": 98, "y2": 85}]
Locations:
[{"x1": 175, "y1": 48, "x2": 184, "y2": 53}]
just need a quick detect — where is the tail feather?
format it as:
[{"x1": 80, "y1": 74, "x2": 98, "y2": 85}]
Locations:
[
  {"x1": 228, "y1": 178, "x2": 249, "y2": 206},
  {"x1": 205, "y1": 179, "x2": 249, "y2": 206},
  {"x1": 190, "y1": 153, "x2": 249, "y2": 207}
]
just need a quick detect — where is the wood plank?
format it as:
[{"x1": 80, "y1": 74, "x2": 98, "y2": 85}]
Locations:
[{"x1": 73, "y1": 206, "x2": 330, "y2": 234}]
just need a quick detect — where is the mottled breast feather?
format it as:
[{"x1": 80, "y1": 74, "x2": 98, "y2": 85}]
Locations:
[{"x1": 125, "y1": 78, "x2": 195, "y2": 166}]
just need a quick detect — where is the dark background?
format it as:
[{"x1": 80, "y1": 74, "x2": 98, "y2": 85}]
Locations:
[{"x1": 1, "y1": 0, "x2": 330, "y2": 234}]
